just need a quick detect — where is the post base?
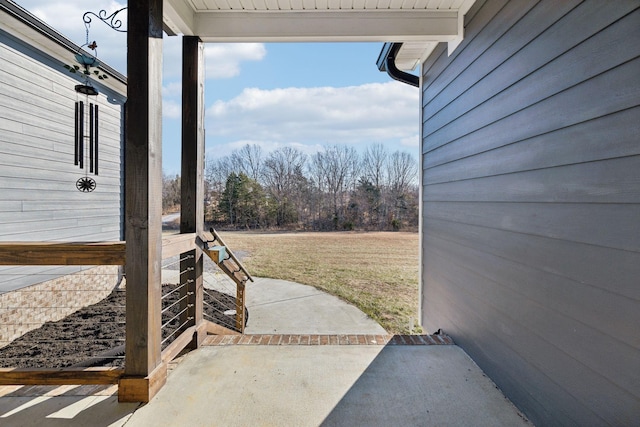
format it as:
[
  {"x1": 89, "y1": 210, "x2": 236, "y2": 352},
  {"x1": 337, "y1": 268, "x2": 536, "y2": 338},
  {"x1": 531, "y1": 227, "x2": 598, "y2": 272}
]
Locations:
[{"x1": 118, "y1": 363, "x2": 167, "y2": 403}]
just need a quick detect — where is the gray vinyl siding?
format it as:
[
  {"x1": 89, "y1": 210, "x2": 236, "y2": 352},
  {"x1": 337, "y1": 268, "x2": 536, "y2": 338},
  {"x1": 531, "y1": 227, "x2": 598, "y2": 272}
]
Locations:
[
  {"x1": 0, "y1": 27, "x2": 125, "y2": 293},
  {"x1": 420, "y1": 1, "x2": 640, "y2": 425}
]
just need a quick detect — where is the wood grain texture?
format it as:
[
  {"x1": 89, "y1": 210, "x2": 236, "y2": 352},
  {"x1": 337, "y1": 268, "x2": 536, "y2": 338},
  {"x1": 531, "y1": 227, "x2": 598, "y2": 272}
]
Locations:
[
  {"x1": 208, "y1": 229, "x2": 254, "y2": 282},
  {"x1": 161, "y1": 325, "x2": 197, "y2": 363},
  {"x1": 118, "y1": 363, "x2": 167, "y2": 403},
  {"x1": 203, "y1": 320, "x2": 241, "y2": 336},
  {"x1": 180, "y1": 35, "x2": 205, "y2": 237},
  {"x1": 124, "y1": 0, "x2": 164, "y2": 380},
  {"x1": 0, "y1": 241, "x2": 126, "y2": 265},
  {"x1": 0, "y1": 368, "x2": 123, "y2": 385},
  {"x1": 161, "y1": 233, "x2": 196, "y2": 259},
  {"x1": 180, "y1": 36, "x2": 205, "y2": 347},
  {"x1": 0, "y1": 236, "x2": 196, "y2": 267}
]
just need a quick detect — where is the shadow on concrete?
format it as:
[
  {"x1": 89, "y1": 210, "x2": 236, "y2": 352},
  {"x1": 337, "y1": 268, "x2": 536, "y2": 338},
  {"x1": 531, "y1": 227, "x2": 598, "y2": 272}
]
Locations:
[
  {"x1": 0, "y1": 386, "x2": 139, "y2": 427},
  {"x1": 319, "y1": 345, "x2": 530, "y2": 427},
  {"x1": 0, "y1": 344, "x2": 530, "y2": 427}
]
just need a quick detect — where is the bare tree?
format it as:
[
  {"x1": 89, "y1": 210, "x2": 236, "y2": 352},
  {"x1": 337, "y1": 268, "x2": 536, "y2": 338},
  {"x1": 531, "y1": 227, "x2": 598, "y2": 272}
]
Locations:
[
  {"x1": 308, "y1": 152, "x2": 327, "y2": 229},
  {"x1": 162, "y1": 173, "x2": 180, "y2": 213},
  {"x1": 313, "y1": 145, "x2": 360, "y2": 229},
  {"x1": 262, "y1": 147, "x2": 307, "y2": 226},
  {"x1": 362, "y1": 143, "x2": 388, "y2": 189},
  {"x1": 387, "y1": 150, "x2": 418, "y2": 194},
  {"x1": 230, "y1": 144, "x2": 264, "y2": 182},
  {"x1": 205, "y1": 154, "x2": 234, "y2": 194},
  {"x1": 387, "y1": 150, "x2": 419, "y2": 227},
  {"x1": 205, "y1": 143, "x2": 419, "y2": 230}
]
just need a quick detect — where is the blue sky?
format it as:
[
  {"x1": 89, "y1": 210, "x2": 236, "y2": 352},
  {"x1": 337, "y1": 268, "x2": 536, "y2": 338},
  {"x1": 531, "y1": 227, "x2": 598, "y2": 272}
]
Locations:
[{"x1": 16, "y1": 0, "x2": 420, "y2": 175}]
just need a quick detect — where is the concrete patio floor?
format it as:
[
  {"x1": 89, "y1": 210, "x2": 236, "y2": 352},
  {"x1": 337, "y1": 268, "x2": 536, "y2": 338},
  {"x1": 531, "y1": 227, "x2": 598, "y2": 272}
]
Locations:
[{"x1": 0, "y1": 277, "x2": 530, "y2": 426}]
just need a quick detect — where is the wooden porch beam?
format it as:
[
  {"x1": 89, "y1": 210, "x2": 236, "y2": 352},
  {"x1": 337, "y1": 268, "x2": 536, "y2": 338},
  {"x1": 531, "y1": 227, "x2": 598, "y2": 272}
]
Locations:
[
  {"x1": 179, "y1": 35, "x2": 206, "y2": 350},
  {"x1": 180, "y1": 36, "x2": 205, "y2": 237},
  {"x1": 121, "y1": 0, "x2": 165, "y2": 403}
]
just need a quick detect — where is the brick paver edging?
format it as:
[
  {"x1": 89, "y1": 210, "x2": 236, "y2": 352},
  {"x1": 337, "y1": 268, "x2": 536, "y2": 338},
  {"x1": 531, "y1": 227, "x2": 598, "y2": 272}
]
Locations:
[{"x1": 202, "y1": 334, "x2": 454, "y2": 346}]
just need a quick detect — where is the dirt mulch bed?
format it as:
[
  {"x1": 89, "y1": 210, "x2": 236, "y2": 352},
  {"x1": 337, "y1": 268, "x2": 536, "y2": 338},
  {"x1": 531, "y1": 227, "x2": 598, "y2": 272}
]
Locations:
[{"x1": 0, "y1": 285, "x2": 242, "y2": 369}]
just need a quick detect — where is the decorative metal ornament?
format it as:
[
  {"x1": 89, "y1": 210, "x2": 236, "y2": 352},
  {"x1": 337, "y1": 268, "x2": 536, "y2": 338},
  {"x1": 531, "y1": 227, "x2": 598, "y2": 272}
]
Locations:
[
  {"x1": 82, "y1": 7, "x2": 127, "y2": 32},
  {"x1": 68, "y1": 6, "x2": 126, "y2": 192},
  {"x1": 76, "y1": 177, "x2": 97, "y2": 192},
  {"x1": 67, "y1": 15, "x2": 109, "y2": 192},
  {"x1": 75, "y1": 84, "x2": 98, "y2": 96}
]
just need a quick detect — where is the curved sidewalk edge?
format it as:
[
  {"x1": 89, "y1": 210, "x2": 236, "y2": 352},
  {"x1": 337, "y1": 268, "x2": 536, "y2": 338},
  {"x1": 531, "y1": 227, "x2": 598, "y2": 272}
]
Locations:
[{"x1": 242, "y1": 277, "x2": 388, "y2": 335}]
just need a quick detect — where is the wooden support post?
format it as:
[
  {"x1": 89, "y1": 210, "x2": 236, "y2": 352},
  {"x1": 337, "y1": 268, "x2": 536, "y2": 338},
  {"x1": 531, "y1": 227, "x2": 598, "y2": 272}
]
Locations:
[
  {"x1": 121, "y1": 0, "x2": 165, "y2": 403},
  {"x1": 236, "y1": 282, "x2": 246, "y2": 333},
  {"x1": 180, "y1": 35, "x2": 206, "y2": 349}
]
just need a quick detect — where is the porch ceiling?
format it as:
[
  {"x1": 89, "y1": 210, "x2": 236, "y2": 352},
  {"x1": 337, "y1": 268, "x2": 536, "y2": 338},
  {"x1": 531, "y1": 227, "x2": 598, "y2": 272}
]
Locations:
[{"x1": 163, "y1": 0, "x2": 477, "y2": 70}]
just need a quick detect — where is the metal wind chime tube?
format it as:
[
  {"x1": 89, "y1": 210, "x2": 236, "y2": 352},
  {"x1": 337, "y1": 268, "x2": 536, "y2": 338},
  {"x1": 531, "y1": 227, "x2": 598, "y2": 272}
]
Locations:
[
  {"x1": 74, "y1": 95, "x2": 99, "y2": 191},
  {"x1": 74, "y1": 102, "x2": 80, "y2": 167},
  {"x1": 74, "y1": 100, "x2": 100, "y2": 175},
  {"x1": 89, "y1": 102, "x2": 98, "y2": 175},
  {"x1": 77, "y1": 101, "x2": 83, "y2": 169},
  {"x1": 66, "y1": 5, "x2": 125, "y2": 191}
]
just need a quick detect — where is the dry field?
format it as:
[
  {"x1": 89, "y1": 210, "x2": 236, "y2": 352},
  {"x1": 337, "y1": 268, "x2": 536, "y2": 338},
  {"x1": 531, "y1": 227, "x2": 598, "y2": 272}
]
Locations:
[{"x1": 219, "y1": 231, "x2": 421, "y2": 334}]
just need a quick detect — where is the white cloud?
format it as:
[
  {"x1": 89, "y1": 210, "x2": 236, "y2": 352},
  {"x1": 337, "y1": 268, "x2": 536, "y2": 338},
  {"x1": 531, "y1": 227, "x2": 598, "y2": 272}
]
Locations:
[
  {"x1": 17, "y1": 0, "x2": 126, "y2": 32},
  {"x1": 204, "y1": 44, "x2": 266, "y2": 79},
  {"x1": 162, "y1": 81, "x2": 182, "y2": 98},
  {"x1": 400, "y1": 134, "x2": 420, "y2": 148},
  {"x1": 206, "y1": 81, "x2": 419, "y2": 147},
  {"x1": 163, "y1": 99, "x2": 181, "y2": 120},
  {"x1": 161, "y1": 39, "x2": 267, "y2": 80}
]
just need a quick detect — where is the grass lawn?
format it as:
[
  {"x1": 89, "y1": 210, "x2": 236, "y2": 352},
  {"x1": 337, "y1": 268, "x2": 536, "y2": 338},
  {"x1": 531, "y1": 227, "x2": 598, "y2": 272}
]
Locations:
[{"x1": 218, "y1": 231, "x2": 420, "y2": 334}]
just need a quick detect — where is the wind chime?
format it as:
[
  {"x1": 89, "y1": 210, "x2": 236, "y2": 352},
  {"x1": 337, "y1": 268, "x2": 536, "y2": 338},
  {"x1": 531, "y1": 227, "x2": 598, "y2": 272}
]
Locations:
[
  {"x1": 73, "y1": 69, "x2": 99, "y2": 193},
  {"x1": 64, "y1": 6, "x2": 125, "y2": 192},
  {"x1": 65, "y1": 24, "x2": 109, "y2": 192}
]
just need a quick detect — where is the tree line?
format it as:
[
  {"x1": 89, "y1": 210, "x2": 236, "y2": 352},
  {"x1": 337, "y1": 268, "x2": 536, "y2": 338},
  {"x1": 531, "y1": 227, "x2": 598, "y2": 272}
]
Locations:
[{"x1": 163, "y1": 143, "x2": 419, "y2": 231}]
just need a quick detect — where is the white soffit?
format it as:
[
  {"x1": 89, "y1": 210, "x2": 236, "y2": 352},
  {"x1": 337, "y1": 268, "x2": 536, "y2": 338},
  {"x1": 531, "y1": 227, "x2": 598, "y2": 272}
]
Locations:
[{"x1": 164, "y1": 0, "x2": 477, "y2": 68}]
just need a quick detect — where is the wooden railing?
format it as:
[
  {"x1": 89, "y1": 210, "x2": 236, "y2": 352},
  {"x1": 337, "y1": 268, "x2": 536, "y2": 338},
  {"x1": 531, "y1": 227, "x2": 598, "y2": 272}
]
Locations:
[
  {"x1": 0, "y1": 233, "x2": 196, "y2": 266},
  {"x1": 0, "y1": 367, "x2": 123, "y2": 386},
  {"x1": 196, "y1": 228, "x2": 254, "y2": 332},
  {"x1": 0, "y1": 241, "x2": 126, "y2": 265},
  {"x1": 0, "y1": 233, "x2": 202, "y2": 387}
]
